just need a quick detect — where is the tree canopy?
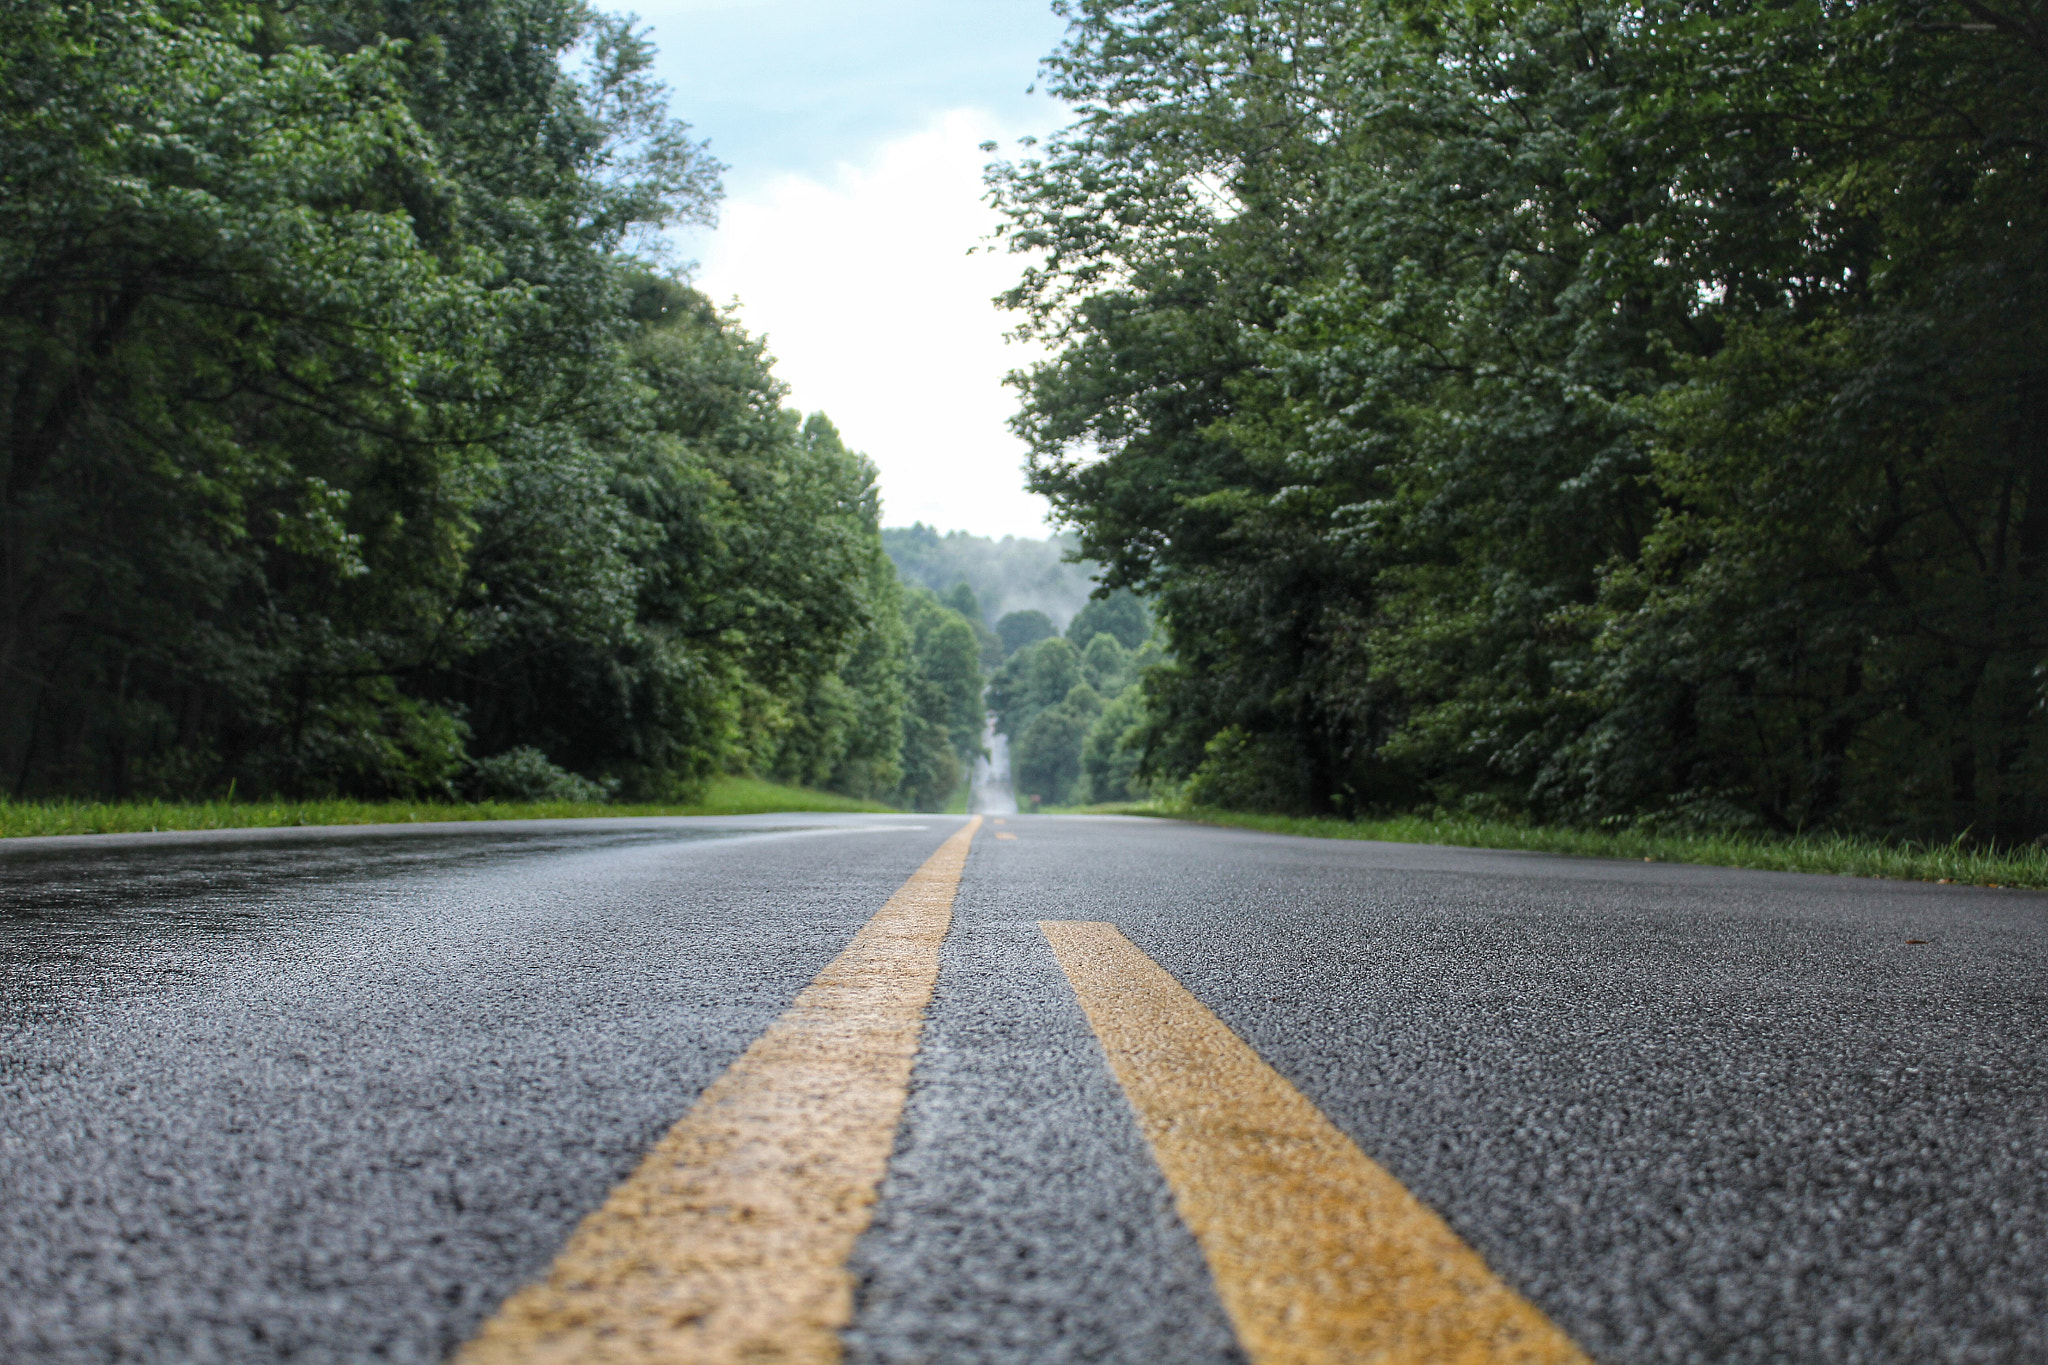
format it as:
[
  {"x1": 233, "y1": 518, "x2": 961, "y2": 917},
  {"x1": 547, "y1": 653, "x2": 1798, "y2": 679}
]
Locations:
[
  {"x1": 993, "y1": 0, "x2": 2048, "y2": 840},
  {"x1": 882, "y1": 524, "x2": 1101, "y2": 628},
  {"x1": 0, "y1": 0, "x2": 983, "y2": 810}
]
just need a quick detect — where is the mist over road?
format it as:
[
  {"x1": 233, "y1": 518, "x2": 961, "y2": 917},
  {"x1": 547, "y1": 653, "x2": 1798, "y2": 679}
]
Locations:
[
  {"x1": 968, "y1": 722, "x2": 1018, "y2": 815},
  {"x1": 3, "y1": 815, "x2": 2042, "y2": 1364}
]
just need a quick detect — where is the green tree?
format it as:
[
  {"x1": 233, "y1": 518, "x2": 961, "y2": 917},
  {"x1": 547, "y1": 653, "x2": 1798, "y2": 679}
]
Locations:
[
  {"x1": 942, "y1": 581, "x2": 1005, "y2": 669},
  {"x1": 1014, "y1": 684, "x2": 1101, "y2": 807},
  {"x1": 1080, "y1": 683, "x2": 1156, "y2": 804},
  {"x1": 1066, "y1": 590, "x2": 1149, "y2": 650},
  {"x1": 989, "y1": 634, "x2": 1101, "y2": 806},
  {"x1": 881, "y1": 523, "x2": 1099, "y2": 626},
  {"x1": 988, "y1": 636, "x2": 1081, "y2": 740},
  {"x1": 0, "y1": 0, "x2": 938, "y2": 814},
  {"x1": 893, "y1": 587, "x2": 988, "y2": 810},
  {"x1": 0, "y1": 0, "x2": 510, "y2": 795},
  {"x1": 1079, "y1": 633, "x2": 1130, "y2": 694},
  {"x1": 996, "y1": 609, "x2": 1057, "y2": 658},
  {"x1": 995, "y1": 0, "x2": 2048, "y2": 837}
]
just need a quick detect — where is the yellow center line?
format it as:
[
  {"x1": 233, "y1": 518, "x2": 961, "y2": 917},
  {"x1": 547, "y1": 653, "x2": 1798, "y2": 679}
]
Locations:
[
  {"x1": 1039, "y1": 920, "x2": 1593, "y2": 1365},
  {"x1": 995, "y1": 832, "x2": 1018, "y2": 840},
  {"x1": 457, "y1": 817, "x2": 983, "y2": 1365}
]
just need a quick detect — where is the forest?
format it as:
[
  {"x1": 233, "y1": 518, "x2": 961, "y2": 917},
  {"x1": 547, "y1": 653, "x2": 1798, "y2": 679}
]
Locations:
[
  {"x1": 10, "y1": 0, "x2": 2044, "y2": 840},
  {"x1": 989, "y1": 588, "x2": 1157, "y2": 808},
  {"x1": 994, "y1": 0, "x2": 2048, "y2": 841},
  {"x1": 880, "y1": 522, "x2": 1161, "y2": 810},
  {"x1": 883, "y1": 524, "x2": 1099, "y2": 629},
  {"x1": 0, "y1": 0, "x2": 987, "y2": 810}
]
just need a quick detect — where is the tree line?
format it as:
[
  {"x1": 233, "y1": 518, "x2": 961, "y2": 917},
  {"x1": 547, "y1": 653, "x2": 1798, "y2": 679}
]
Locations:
[
  {"x1": 883, "y1": 523, "x2": 1102, "y2": 631},
  {"x1": 987, "y1": 589, "x2": 1153, "y2": 808},
  {"x1": 1, "y1": 0, "x2": 983, "y2": 808},
  {"x1": 994, "y1": 0, "x2": 2048, "y2": 841}
]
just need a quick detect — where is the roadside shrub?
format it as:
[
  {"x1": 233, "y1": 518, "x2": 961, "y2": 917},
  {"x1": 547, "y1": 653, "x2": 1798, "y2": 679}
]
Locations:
[
  {"x1": 469, "y1": 747, "x2": 615, "y2": 803},
  {"x1": 1185, "y1": 727, "x2": 1316, "y2": 813}
]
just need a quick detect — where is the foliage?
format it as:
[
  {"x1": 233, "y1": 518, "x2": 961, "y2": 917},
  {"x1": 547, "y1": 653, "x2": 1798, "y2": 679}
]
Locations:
[
  {"x1": 989, "y1": 637, "x2": 1079, "y2": 742},
  {"x1": 894, "y1": 586, "x2": 989, "y2": 810},
  {"x1": 1066, "y1": 589, "x2": 1149, "y2": 650},
  {"x1": 0, "y1": 0, "x2": 935, "y2": 809},
  {"x1": 939, "y1": 582, "x2": 1005, "y2": 668},
  {"x1": 1015, "y1": 693, "x2": 1098, "y2": 807},
  {"x1": 470, "y1": 747, "x2": 616, "y2": 803},
  {"x1": 1080, "y1": 680, "x2": 1149, "y2": 803},
  {"x1": 996, "y1": 609, "x2": 1057, "y2": 658},
  {"x1": 0, "y1": 775, "x2": 893, "y2": 838},
  {"x1": 1071, "y1": 805, "x2": 2048, "y2": 891},
  {"x1": 994, "y1": 0, "x2": 2048, "y2": 840},
  {"x1": 991, "y1": 623, "x2": 1160, "y2": 805},
  {"x1": 881, "y1": 523, "x2": 1100, "y2": 628}
]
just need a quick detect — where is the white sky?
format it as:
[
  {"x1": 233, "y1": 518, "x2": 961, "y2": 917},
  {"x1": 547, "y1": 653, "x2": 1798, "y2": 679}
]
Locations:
[{"x1": 634, "y1": 1, "x2": 1071, "y2": 538}]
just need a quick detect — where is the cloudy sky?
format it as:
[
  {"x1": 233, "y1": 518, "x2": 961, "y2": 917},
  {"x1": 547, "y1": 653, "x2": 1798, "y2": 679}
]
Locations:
[{"x1": 629, "y1": 0, "x2": 1073, "y2": 538}]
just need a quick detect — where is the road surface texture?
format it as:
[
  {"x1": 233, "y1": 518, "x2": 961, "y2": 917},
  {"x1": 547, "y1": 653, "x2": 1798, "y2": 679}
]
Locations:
[{"x1": 2, "y1": 813, "x2": 2042, "y2": 1363}]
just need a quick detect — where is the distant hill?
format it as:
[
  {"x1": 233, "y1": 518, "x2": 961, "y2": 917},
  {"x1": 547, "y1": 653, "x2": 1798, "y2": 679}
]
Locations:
[{"x1": 881, "y1": 524, "x2": 1101, "y2": 630}]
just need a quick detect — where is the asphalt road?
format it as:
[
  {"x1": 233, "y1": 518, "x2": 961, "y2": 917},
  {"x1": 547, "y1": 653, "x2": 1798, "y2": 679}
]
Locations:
[{"x1": 2, "y1": 814, "x2": 2043, "y2": 1363}]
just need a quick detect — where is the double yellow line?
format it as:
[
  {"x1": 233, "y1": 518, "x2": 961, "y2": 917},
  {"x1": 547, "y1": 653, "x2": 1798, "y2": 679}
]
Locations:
[
  {"x1": 459, "y1": 818, "x2": 1591, "y2": 1365},
  {"x1": 458, "y1": 816, "x2": 981, "y2": 1365}
]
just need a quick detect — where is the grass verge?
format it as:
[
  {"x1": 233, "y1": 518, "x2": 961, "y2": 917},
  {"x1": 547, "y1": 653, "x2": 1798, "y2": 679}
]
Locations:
[
  {"x1": 0, "y1": 775, "x2": 895, "y2": 840},
  {"x1": 1045, "y1": 801, "x2": 2048, "y2": 889}
]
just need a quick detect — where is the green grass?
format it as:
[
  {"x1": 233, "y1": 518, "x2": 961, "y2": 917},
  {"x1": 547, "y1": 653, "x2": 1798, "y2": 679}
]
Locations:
[
  {"x1": 0, "y1": 775, "x2": 895, "y2": 840},
  {"x1": 1044, "y1": 801, "x2": 2048, "y2": 889}
]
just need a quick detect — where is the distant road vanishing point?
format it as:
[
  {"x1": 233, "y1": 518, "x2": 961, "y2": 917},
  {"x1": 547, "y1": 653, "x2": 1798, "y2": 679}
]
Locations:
[
  {"x1": 968, "y1": 721, "x2": 1018, "y2": 815},
  {"x1": 2, "y1": 814, "x2": 2042, "y2": 1363}
]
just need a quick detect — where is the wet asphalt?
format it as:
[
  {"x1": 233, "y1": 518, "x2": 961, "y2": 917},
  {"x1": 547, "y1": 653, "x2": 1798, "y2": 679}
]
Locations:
[{"x1": 2, "y1": 814, "x2": 2043, "y2": 1364}]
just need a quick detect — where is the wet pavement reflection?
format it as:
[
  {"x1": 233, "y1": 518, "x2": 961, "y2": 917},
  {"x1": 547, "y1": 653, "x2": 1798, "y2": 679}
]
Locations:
[{"x1": 0, "y1": 826, "x2": 763, "y2": 1021}]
